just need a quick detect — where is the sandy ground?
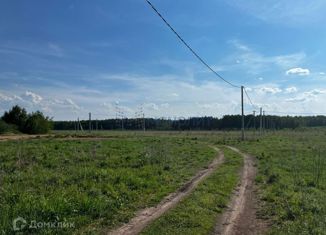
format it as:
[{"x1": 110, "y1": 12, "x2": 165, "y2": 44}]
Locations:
[
  {"x1": 0, "y1": 134, "x2": 52, "y2": 141},
  {"x1": 0, "y1": 134, "x2": 115, "y2": 142},
  {"x1": 214, "y1": 146, "x2": 268, "y2": 235},
  {"x1": 107, "y1": 147, "x2": 224, "y2": 235}
]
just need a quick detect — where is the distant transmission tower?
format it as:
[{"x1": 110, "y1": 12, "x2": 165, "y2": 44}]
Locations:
[
  {"x1": 135, "y1": 104, "x2": 145, "y2": 131},
  {"x1": 89, "y1": 112, "x2": 92, "y2": 133},
  {"x1": 115, "y1": 102, "x2": 124, "y2": 130}
]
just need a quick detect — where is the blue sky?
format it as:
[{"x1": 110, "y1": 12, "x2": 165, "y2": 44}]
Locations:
[{"x1": 0, "y1": 0, "x2": 326, "y2": 120}]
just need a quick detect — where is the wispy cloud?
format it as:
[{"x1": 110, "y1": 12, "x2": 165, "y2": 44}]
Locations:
[
  {"x1": 1, "y1": 72, "x2": 326, "y2": 119},
  {"x1": 284, "y1": 86, "x2": 298, "y2": 93},
  {"x1": 286, "y1": 67, "x2": 310, "y2": 76},
  {"x1": 24, "y1": 91, "x2": 43, "y2": 104},
  {"x1": 48, "y1": 43, "x2": 64, "y2": 57},
  {"x1": 285, "y1": 89, "x2": 326, "y2": 103},
  {"x1": 218, "y1": 40, "x2": 307, "y2": 76},
  {"x1": 227, "y1": 0, "x2": 326, "y2": 25},
  {"x1": 0, "y1": 41, "x2": 65, "y2": 58},
  {"x1": 257, "y1": 87, "x2": 282, "y2": 94}
]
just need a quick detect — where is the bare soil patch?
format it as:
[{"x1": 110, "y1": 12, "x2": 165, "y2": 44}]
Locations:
[{"x1": 0, "y1": 134, "x2": 51, "y2": 142}]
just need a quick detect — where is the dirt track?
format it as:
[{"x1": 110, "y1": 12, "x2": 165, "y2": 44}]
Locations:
[
  {"x1": 214, "y1": 146, "x2": 267, "y2": 235},
  {"x1": 107, "y1": 147, "x2": 224, "y2": 235},
  {"x1": 0, "y1": 134, "x2": 51, "y2": 142},
  {"x1": 0, "y1": 134, "x2": 113, "y2": 142}
]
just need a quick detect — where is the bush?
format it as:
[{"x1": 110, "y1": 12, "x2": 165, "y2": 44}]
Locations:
[
  {"x1": 0, "y1": 120, "x2": 11, "y2": 134},
  {"x1": 23, "y1": 111, "x2": 53, "y2": 134},
  {"x1": 1, "y1": 106, "x2": 52, "y2": 134}
]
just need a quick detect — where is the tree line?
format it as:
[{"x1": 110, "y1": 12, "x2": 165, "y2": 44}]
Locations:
[
  {"x1": 0, "y1": 105, "x2": 52, "y2": 134},
  {"x1": 53, "y1": 115, "x2": 326, "y2": 131}
]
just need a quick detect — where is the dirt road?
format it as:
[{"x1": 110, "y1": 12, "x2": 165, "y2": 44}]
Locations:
[
  {"x1": 107, "y1": 147, "x2": 224, "y2": 235},
  {"x1": 0, "y1": 134, "x2": 52, "y2": 142},
  {"x1": 214, "y1": 146, "x2": 267, "y2": 235}
]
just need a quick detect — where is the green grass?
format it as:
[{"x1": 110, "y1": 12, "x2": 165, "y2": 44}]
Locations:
[
  {"x1": 0, "y1": 136, "x2": 216, "y2": 234},
  {"x1": 2, "y1": 128, "x2": 326, "y2": 234},
  {"x1": 234, "y1": 129, "x2": 326, "y2": 234},
  {"x1": 141, "y1": 147, "x2": 243, "y2": 235}
]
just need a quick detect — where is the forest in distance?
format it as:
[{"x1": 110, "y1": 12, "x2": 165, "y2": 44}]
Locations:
[{"x1": 53, "y1": 114, "x2": 326, "y2": 131}]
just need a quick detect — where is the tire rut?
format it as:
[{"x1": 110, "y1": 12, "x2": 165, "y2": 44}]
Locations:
[
  {"x1": 214, "y1": 146, "x2": 267, "y2": 235},
  {"x1": 107, "y1": 147, "x2": 224, "y2": 235}
]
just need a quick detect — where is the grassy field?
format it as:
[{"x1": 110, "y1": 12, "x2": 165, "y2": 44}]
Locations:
[
  {"x1": 1, "y1": 128, "x2": 326, "y2": 234},
  {"x1": 233, "y1": 128, "x2": 326, "y2": 234},
  {"x1": 0, "y1": 135, "x2": 216, "y2": 234},
  {"x1": 141, "y1": 147, "x2": 242, "y2": 235}
]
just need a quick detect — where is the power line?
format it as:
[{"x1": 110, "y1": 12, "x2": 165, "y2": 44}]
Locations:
[
  {"x1": 145, "y1": 0, "x2": 241, "y2": 89},
  {"x1": 243, "y1": 87, "x2": 255, "y2": 107}
]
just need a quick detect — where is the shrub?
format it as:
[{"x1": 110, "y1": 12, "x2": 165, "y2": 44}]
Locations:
[
  {"x1": 23, "y1": 111, "x2": 53, "y2": 134},
  {"x1": 0, "y1": 120, "x2": 12, "y2": 134}
]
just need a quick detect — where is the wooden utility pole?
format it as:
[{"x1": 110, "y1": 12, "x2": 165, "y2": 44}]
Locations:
[
  {"x1": 263, "y1": 111, "x2": 266, "y2": 133},
  {"x1": 260, "y1": 108, "x2": 263, "y2": 135},
  {"x1": 253, "y1": 111, "x2": 256, "y2": 129},
  {"x1": 89, "y1": 112, "x2": 91, "y2": 133},
  {"x1": 241, "y1": 86, "x2": 245, "y2": 141},
  {"x1": 253, "y1": 110, "x2": 256, "y2": 138}
]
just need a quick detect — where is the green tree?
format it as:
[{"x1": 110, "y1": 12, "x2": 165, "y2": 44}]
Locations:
[
  {"x1": 23, "y1": 111, "x2": 52, "y2": 134},
  {"x1": 2, "y1": 105, "x2": 27, "y2": 130}
]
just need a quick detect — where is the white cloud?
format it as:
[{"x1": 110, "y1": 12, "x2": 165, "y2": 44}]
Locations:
[
  {"x1": 305, "y1": 89, "x2": 326, "y2": 96},
  {"x1": 1, "y1": 71, "x2": 326, "y2": 120},
  {"x1": 257, "y1": 87, "x2": 282, "y2": 94},
  {"x1": 285, "y1": 97, "x2": 307, "y2": 103},
  {"x1": 285, "y1": 89, "x2": 326, "y2": 103},
  {"x1": 144, "y1": 103, "x2": 159, "y2": 111},
  {"x1": 24, "y1": 91, "x2": 43, "y2": 104},
  {"x1": 223, "y1": 40, "x2": 306, "y2": 75},
  {"x1": 286, "y1": 67, "x2": 310, "y2": 76},
  {"x1": 229, "y1": 39, "x2": 251, "y2": 52},
  {"x1": 0, "y1": 92, "x2": 13, "y2": 101},
  {"x1": 170, "y1": 93, "x2": 179, "y2": 97},
  {"x1": 161, "y1": 103, "x2": 170, "y2": 108},
  {"x1": 285, "y1": 87, "x2": 298, "y2": 93},
  {"x1": 64, "y1": 98, "x2": 81, "y2": 110}
]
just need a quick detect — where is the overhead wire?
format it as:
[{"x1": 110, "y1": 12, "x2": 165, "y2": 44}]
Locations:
[
  {"x1": 243, "y1": 87, "x2": 255, "y2": 107},
  {"x1": 145, "y1": 0, "x2": 241, "y2": 89},
  {"x1": 145, "y1": 0, "x2": 326, "y2": 118}
]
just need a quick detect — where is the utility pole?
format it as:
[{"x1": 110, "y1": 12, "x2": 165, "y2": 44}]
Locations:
[
  {"x1": 260, "y1": 108, "x2": 263, "y2": 135},
  {"x1": 77, "y1": 118, "x2": 80, "y2": 131},
  {"x1": 263, "y1": 111, "x2": 266, "y2": 133},
  {"x1": 121, "y1": 114, "x2": 124, "y2": 131},
  {"x1": 241, "y1": 86, "x2": 245, "y2": 141},
  {"x1": 253, "y1": 110, "x2": 256, "y2": 138},
  {"x1": 89, "y1": 112, "x2": 91, "y2": 133},
  {"x1": 142, "y1": 113, "x2": 146, "y2": 132},
  {"x1": 253, "y1": 111, "x2": 256, "y2": 129}
]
